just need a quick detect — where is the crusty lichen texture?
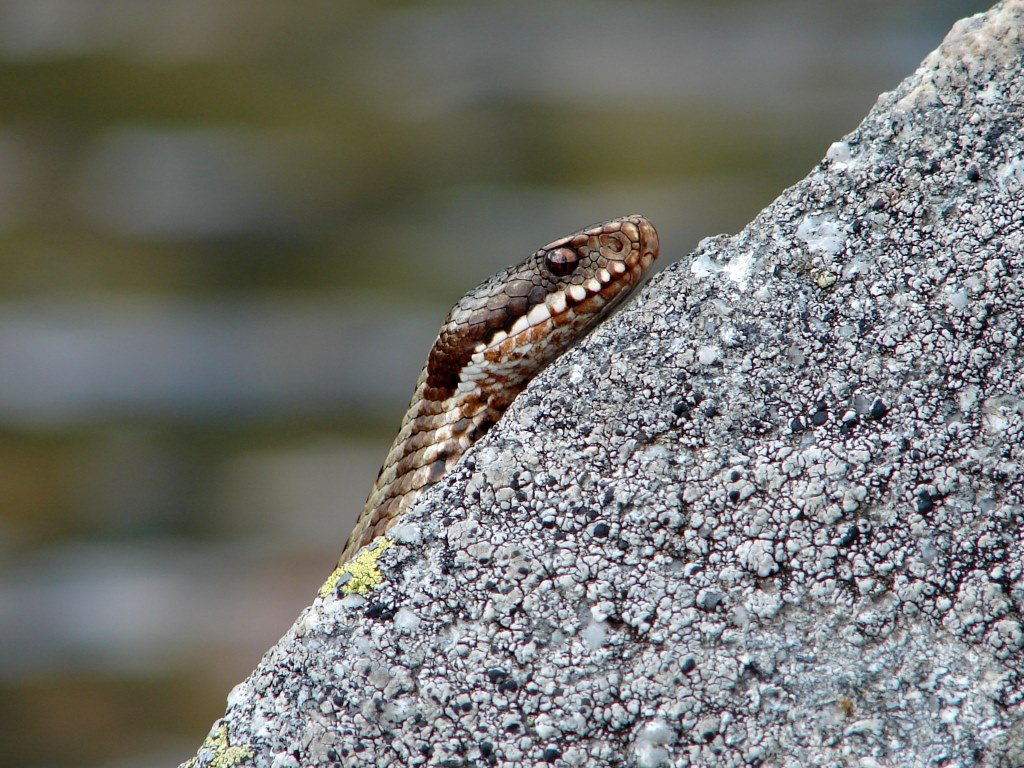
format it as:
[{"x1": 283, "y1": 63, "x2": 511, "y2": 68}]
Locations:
[{"x1": 182, "y1": 2, "x2": 1024, "y2": 766}]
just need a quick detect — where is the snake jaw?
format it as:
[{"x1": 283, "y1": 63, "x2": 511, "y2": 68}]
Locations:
[{"x1": 337, "y1": 214, "x2": 659, "y2": 565}]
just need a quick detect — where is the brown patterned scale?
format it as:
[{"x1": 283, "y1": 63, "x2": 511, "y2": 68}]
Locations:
[{"x1": 337, "y1": 214, "x2": 660, "y2": 564}]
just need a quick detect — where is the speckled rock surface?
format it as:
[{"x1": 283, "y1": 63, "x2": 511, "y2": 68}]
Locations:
[{"x1": 184, "y1": 3, "x2": 1024, "y2": 767}]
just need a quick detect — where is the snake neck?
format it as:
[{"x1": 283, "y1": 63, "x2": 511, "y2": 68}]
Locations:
[{"x1": 338, "y1": 372, "x2": 499, "y2": 563}]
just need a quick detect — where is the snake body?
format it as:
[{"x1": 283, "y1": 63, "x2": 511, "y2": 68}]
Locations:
[{"x1": 337, "y1": 214, "x2": 659, "y2": 564}]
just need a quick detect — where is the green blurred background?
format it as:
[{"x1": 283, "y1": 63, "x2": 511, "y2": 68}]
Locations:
[{"x1": 0, "y1": 0, "x2": 990, "y2": 765}]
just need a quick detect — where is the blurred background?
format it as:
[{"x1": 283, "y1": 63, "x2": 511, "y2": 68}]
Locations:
[{"x1": 0, "y1": 0, "x2": 991, "y2": 765}]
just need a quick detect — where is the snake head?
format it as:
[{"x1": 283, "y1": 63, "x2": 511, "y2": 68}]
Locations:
[{"x1": 424, "y1": 214, "x2": 659, "y2": 403}]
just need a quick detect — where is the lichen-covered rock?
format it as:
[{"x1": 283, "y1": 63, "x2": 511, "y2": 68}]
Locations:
[{"x1": 183, "y1": 3, "x2": 1024, "y2": 766}]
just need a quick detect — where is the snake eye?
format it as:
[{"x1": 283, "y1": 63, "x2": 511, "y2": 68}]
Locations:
[{"x1": 545, "y1": 247, "x2": 579, "y2": 277}]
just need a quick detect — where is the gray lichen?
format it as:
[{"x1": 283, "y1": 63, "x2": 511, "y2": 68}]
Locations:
[{"x1": 183, "y1": 2, "x2": 1024, "y2": 766}]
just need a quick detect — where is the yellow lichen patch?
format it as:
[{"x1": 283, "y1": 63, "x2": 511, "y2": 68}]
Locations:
[
  {"x1": 318, "y1": 537, "x2": 394, "y2": 597},
  {"x1": 182, "y1": 722, "x2": 253, "y2": 768},
  {"x1": 814, "y1": 269, "x2": 838, "y2": 289}
]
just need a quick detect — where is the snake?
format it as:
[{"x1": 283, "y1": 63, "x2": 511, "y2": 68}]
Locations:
[{"x1": 337, "y1": 214, "x2": 660, "y2": 565}]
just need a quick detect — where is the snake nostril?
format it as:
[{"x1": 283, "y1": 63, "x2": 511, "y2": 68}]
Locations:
[{"x1": 545, "y1": 247, "x2": 579, "y2": 277}]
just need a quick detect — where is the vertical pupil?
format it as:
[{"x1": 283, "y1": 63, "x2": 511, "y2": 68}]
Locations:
[{"x1": 545, "y1": 247, "x2": 578, "y2": 276}]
